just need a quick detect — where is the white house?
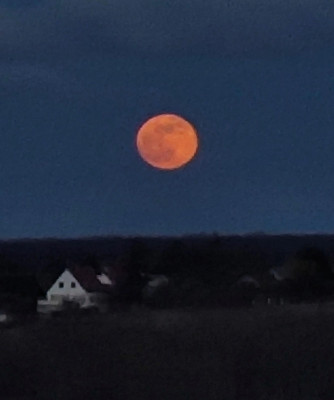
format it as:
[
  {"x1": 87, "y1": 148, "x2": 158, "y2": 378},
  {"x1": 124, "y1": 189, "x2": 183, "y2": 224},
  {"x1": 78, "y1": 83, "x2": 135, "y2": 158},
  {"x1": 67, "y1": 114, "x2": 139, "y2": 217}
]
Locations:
[
  {"x1": 38, "y1": 266, "x2": 114, "y2": 313},
  {"x1": 142, "y1": 274, "x2": 169, "y2": 298}
]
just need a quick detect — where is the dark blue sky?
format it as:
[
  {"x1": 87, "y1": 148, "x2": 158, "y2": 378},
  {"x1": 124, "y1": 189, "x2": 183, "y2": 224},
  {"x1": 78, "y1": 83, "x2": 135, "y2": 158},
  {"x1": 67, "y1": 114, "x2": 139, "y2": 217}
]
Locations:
[{"x1": 1, "y1": 0, "x2": 334, "y2": 238}]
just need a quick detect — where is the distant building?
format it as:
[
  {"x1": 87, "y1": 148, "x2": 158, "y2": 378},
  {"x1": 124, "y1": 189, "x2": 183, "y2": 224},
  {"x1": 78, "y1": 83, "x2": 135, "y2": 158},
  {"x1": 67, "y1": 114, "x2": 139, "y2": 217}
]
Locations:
[
  {"x1": 228, "y1": 274, "x2": 261, "y2": 306},
  {"x1": 38, "y1": 266, "x2": 114, "y2": 313},
  {"x1": 97, "y1": 272, "x2": 113, "y2": 286},
  {"x1": 269, "y1": 266, "x2": 292, "y2": 281},
  {"x1": 235, "y1": 275, "x2": 260, "y2": 288},
  {"x1": 257, "y1": 265, "x2": 334, "y2": 306},
  {"x1": 142, "y1": 274, "x2": 169, "y2": 298}
]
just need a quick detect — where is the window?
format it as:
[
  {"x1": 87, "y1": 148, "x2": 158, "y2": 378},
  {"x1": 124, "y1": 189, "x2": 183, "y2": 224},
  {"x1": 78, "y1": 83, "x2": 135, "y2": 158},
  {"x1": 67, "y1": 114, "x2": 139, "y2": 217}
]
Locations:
[
  {"x1": 71, "y1": 282, "x2": 76, "y2": 288},
  {"x1": 58, "y1": 282, "x2": 64, "y2": 288}
]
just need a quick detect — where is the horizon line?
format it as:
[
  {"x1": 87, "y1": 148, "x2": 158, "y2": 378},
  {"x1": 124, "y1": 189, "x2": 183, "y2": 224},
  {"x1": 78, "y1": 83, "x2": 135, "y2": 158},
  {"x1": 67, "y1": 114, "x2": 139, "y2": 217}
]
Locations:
[{"x1": 1, "y1": 231, "x2": 334, "y2": 242}]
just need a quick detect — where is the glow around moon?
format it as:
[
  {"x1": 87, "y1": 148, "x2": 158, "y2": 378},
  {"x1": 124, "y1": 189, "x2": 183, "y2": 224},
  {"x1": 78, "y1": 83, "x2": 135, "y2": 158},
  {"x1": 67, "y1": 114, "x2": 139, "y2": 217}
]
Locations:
[{"x1": 136, "y1": 114, "x2": 199, "y2": 170}]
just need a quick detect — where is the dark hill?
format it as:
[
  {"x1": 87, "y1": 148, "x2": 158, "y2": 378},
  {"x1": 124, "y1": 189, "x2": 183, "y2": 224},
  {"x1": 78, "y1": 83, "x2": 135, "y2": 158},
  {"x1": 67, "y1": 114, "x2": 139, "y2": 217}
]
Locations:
[{"x1": 0, "y1": 234, "x2": 334, "y2": 279}]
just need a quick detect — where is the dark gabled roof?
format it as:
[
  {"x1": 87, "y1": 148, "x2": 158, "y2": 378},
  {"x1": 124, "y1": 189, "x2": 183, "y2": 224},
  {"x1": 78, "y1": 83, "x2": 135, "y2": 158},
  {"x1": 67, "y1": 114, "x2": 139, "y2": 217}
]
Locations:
[
  {"x1": 69, "y1": 265, "x2": 112, "y2": 293},
  {"x1": 0, "y1": 275, "x2": 45, "y2": 297}
]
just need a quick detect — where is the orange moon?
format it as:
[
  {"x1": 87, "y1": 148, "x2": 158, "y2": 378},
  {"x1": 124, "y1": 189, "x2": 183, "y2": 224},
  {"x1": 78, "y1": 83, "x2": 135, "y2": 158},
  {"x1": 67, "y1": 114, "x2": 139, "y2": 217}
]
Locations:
[{"x1": 136, "y1": 114, "x2": 198, "y2": 170}]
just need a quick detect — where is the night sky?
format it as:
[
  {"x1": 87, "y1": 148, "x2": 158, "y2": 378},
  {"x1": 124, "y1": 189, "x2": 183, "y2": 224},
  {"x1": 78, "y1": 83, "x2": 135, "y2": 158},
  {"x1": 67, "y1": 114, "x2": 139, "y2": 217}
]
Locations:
[{"x1": 1, "y1": 1, "x2": 334, "y2": 238}]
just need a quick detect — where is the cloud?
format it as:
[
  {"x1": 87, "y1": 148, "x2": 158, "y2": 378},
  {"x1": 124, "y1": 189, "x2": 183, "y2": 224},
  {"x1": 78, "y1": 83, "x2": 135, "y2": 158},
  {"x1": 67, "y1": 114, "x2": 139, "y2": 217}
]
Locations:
[{"x1": 0, "y1": 0, "x2": 334, "y2": 62}]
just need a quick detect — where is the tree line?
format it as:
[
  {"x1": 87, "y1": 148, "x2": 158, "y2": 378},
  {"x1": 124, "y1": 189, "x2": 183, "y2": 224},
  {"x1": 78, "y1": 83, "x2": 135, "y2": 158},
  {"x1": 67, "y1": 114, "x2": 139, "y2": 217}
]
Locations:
[{"x1": 0, "y1": 236, "x2": 334, "y2": 308}]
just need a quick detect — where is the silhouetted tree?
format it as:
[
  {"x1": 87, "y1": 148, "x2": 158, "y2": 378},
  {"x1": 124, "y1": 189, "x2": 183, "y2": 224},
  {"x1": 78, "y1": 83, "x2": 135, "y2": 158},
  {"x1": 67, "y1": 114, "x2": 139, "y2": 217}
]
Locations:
[
  {"x1": 285, "y1": 247, "x2": 333, "y2": 282},
  {"x1": 81, "y1": 253, "x2": 101, "y2": 274},
  {"x1": 283, "y1": 247, "x2": 334, "y2": 302},
  {"x1": 0, "y1": 255, "x2": 20, "y2": 276},
  {"x1": 159, "y1": 240, "x2": 190, "y2": 278},
  {"x1": 116, "y1": 239, "x2": 149, "y2": 304}
]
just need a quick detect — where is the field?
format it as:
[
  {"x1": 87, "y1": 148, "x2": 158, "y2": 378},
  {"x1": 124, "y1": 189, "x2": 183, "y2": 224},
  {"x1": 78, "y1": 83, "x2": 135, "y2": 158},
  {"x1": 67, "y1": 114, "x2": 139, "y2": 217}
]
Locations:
[{"x1": 2, "y1": 305, "x2": 334, "y2": 400}]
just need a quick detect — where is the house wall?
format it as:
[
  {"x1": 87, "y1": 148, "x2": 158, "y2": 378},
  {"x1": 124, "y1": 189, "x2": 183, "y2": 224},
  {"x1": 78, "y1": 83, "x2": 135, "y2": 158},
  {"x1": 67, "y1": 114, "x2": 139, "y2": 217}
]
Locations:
[{"x1": 47, "y1": 269, "x2": 90, "y2": 307}]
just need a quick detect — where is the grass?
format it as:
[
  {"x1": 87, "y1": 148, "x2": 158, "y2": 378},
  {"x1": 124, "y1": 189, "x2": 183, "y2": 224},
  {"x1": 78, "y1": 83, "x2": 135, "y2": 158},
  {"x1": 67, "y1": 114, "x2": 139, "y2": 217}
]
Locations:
[{"x1": 2, "y1": 304, "x2": 334, "y2": 399}]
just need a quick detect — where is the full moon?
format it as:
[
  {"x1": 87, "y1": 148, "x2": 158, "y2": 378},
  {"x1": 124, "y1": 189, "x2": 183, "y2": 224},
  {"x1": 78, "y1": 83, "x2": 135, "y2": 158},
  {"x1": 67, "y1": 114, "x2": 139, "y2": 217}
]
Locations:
[{"x1": 136, "y1": 114, "x2": 198, "y2": 170}]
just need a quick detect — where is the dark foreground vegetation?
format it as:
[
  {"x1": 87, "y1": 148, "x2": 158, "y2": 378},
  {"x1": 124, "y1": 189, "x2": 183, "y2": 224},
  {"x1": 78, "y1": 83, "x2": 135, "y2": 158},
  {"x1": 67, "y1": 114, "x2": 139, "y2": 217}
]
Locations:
[
  {"x1": 1, "y1": 234, "x2": 334, "y2": 308},
  {"x1": 2, "y1": 234, "x2": 334, "y2": 400},
  {"x1": 2, "y1": 306, "x2": 334, "y2": 400}
]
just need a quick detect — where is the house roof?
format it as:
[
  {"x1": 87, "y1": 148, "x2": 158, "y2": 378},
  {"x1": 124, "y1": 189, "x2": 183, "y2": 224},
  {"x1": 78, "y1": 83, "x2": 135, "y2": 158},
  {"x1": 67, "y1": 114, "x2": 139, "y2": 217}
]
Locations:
[
  {"x1": 96, "y1": 273, "x2": 113, "y2": 285},
  {"x1": 101, "y1": 262, "x2": 128, "y2": 283},
  {"x1": 235, "y1": 275, "x2": 260, "y2": 288},
  {"x1": 269, "y1": 266, "x2": 294, "y2": 281},
  {"x1": 145, "y1": 274, "x2": 169, "y2": 288},
  {"x1": 69, "y1": 266, "x2": 113, "y2": 293}
]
